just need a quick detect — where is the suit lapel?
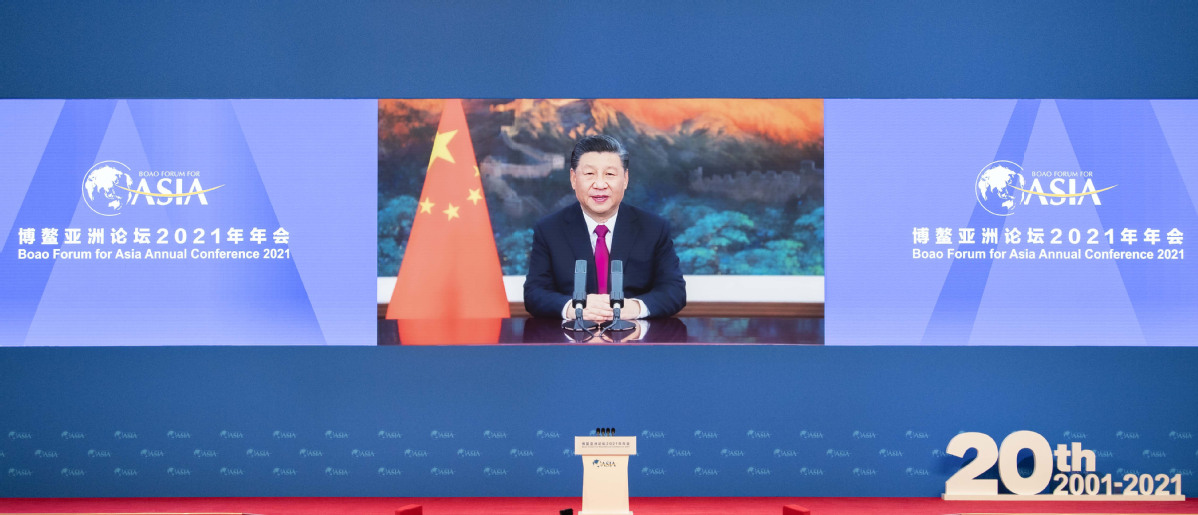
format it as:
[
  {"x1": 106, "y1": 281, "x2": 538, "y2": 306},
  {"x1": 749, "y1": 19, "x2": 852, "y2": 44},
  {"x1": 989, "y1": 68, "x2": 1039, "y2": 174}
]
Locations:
[
  {"x1": 610, "y1": 205, "x2": 640, "y2": 264},
  {"x1": 562, "y1": 205, "x2": 598, "y2": 292}
]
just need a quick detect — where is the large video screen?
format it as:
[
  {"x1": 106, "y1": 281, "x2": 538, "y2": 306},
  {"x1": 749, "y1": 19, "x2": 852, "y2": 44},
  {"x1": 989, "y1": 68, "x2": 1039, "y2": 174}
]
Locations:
[
  {"x1": 376, "y1": 98, "x2": 826, "y2": 345},
  {"x1": 826, "y1": 99, "x2": 1197, "y2": 346},
  {"x1": 0, "y1": 100, "x2": 376, "y2": 346},
  {"x1": 3, "y1": 98, "x2": 1192, "y2": 346}
]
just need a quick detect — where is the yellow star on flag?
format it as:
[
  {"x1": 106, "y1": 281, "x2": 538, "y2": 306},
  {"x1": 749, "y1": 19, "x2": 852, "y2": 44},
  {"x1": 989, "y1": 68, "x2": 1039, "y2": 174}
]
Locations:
[
  {"x1": 467, "y1": 188, "x2": 483, "y2": 205},
  {"x1": 387, "y1": 98, "x2": 510, "y2": 325},
  {"x1": 474, "y1": 165, "x2": 480, "y2": 177},
  {"x1": 429, "y1": 129, "x2": 458, "y2": 167}
]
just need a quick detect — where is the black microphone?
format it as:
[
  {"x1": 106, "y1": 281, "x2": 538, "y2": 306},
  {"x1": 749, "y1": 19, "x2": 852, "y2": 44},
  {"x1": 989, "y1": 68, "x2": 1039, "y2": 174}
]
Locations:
[
  {"x1": 573, "y1": 260, "x2": 587, "y2": 308},
  {"x1": 607, "y1": 260, "x2": 634, "y2": 331},
  {"x1": 610, "y1": 260, "x2": 625, "y2": 308},
  {"x1": 567, "y1": 261, "x2": 597, "y2": 332}
]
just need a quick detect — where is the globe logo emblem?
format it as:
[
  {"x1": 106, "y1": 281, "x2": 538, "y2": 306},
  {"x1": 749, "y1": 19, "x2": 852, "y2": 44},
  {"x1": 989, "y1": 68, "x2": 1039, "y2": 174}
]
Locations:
[
  {"x1": 975, "y1": 160, "x2": 1027, "y2": 216},
  {"x1": 82, "y1": 161, "x2": 134, "y2": 216}
]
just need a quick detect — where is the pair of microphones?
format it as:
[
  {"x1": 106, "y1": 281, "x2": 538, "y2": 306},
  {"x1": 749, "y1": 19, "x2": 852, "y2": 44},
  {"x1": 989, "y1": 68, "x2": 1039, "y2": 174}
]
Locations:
[
  {"x1": 595, "y1": 427, "x2": 616, "y2": 436},
  {"x1": 570, "y1": 259, "x2": 635, "y2": 332}
]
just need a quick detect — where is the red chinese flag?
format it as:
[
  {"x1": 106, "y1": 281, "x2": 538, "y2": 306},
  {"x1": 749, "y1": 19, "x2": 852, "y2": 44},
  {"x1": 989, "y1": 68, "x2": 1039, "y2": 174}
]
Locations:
[{"x1": 387, "y1": 99, "x2": 510, "y2": 326}]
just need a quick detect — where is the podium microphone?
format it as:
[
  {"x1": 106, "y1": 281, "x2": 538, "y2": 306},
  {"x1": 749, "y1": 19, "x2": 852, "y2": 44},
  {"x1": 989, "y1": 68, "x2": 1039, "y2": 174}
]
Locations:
[
  {"x1": 607, "y1": 260, "x2": 635, "y2": 331},
  {"x1": 569, "y1": 260, "x2": 597, "y2": 332}
]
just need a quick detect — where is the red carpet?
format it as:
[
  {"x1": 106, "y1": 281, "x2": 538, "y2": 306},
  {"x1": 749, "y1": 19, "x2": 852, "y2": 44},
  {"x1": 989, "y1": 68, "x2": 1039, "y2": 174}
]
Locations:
[{"x1": 0, "y1": 497, "x2": 1195, "y2": 515}]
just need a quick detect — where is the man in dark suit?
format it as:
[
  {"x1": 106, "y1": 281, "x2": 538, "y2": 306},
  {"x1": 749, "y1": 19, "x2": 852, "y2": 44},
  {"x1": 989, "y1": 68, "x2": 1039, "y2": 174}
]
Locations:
[{"x1": 524, "y1": 135, "x2": 686, "y2": 321}]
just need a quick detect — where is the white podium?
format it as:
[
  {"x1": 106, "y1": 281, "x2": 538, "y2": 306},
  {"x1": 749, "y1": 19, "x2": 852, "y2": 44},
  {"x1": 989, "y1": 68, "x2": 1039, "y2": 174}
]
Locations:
[{"x1": 575, "y1": 436, "x2": 637, "y2": 515}]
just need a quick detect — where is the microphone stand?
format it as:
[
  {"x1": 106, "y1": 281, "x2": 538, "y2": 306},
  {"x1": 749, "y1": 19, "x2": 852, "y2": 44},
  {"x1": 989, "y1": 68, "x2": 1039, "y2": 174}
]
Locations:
[
  {"x1": 606, "y1": 302, "x2": 635, "y2": 332},
  {"x1": 569, "y1": 304, "x2": 598, "y2": 332},
  {"x1": 565, "y1": 259, "x2": 598, "y2": 334},
  {"x1": 606, "y1": 260, "x2": 635, "y2": 332}
]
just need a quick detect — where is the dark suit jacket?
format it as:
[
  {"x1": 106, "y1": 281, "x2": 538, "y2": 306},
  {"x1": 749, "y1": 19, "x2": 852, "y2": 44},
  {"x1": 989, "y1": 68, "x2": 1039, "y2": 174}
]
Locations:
[{"x1": 523, "y1": 203, "x2": 686, "y2": 318}]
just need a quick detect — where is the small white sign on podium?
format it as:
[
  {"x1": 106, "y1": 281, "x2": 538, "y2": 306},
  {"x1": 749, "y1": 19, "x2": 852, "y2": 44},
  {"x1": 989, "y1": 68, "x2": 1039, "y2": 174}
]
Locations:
[{"x1": 575, "y1": 436, "x2": 637, "y2": 515}]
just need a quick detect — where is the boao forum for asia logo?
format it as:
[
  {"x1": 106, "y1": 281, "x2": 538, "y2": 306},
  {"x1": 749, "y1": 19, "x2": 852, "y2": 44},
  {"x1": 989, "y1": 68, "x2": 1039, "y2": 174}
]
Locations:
[
  {"x1": 975, "y1": 161, "x2": 1115, "y2": 216},
  {"x1": 81, "y1": 161, "x2": 223, "y2": 216}
]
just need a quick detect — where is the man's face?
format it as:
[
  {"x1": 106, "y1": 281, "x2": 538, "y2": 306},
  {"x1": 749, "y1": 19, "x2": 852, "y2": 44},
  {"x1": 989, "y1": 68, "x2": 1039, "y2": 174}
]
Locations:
[{"x1": 570, "y1": 151, "x2": 627, "y2": 222}]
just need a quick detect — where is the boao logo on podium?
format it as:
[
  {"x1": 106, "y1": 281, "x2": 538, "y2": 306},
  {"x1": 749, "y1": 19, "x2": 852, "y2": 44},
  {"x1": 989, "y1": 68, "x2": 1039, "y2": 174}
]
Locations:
[
  {"x1": 576, "y1": 429, "x2": 637, "y2": 515},
  {"x1": 943, "y1": 430, "x2": 1184, "y2": 501}
]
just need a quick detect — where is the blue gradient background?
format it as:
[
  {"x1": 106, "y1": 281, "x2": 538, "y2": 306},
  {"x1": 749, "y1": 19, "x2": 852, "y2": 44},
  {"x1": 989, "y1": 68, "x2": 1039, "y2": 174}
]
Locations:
[
  {"x1": 1, "y1": 1, "x2": 1196, "y2": 99},
  {"x1": 0, "y1": 100, "x2": 376, "y2": 345},
  {"x1": 827, "y1": 99, "x2": 1198, "y2": 346}
]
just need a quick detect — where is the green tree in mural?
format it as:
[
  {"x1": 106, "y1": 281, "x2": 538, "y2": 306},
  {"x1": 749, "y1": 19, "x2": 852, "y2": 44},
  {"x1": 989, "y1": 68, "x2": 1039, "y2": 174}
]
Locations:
[
  {"x1": 497, "y1": 228, "x2": 534, "y2": 275},
  {"x1": 727, "y1": 239, "x2": 806, "y2": 274},
  {"x1": 792, "y1": 206, "x2": 824, "y2": 274},
  {"x1": 377, "y1": 195, "x2": 417, "y2": 276},
  {"x1": 674, "y1": 210, "x2": 755, "y2": 274}
]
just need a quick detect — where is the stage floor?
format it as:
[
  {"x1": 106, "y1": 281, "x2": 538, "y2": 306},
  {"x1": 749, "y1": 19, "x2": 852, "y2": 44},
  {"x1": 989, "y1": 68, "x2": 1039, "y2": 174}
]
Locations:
[{"x1": 1, "y1": 497, "x2": 1196, "y2": 515}]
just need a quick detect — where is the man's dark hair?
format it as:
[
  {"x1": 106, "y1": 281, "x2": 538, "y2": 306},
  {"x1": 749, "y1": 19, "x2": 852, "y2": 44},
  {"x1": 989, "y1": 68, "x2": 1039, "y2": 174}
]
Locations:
[{"x1": 569, "y1": 135, "x2": 629, "y2": 171}]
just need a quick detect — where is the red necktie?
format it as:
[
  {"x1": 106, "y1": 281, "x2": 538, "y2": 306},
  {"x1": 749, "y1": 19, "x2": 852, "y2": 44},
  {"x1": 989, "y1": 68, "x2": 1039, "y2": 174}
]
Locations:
[{"x1": 594, "y1": 225, "x2": 609, "y2": 294}]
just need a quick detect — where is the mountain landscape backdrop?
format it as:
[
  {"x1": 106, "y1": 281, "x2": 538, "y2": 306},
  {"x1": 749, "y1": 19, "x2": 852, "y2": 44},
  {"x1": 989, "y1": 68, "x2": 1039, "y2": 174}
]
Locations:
[{"x1": 379, "y1": 98, "x2": 824, "y2": 276}]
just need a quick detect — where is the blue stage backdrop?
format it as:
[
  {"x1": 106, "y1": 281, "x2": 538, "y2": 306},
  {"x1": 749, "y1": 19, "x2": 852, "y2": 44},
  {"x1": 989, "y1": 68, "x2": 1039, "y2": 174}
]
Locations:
[
  {"x1": 2, "y1": 0, "x2": 1198, "y2": 502},
  {"x1": 1, "y1": 346, "x2": 1195, "y2": 497},
  {"x1": 2, "y1": 1, "x2": 1197, "y2": 99}
]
